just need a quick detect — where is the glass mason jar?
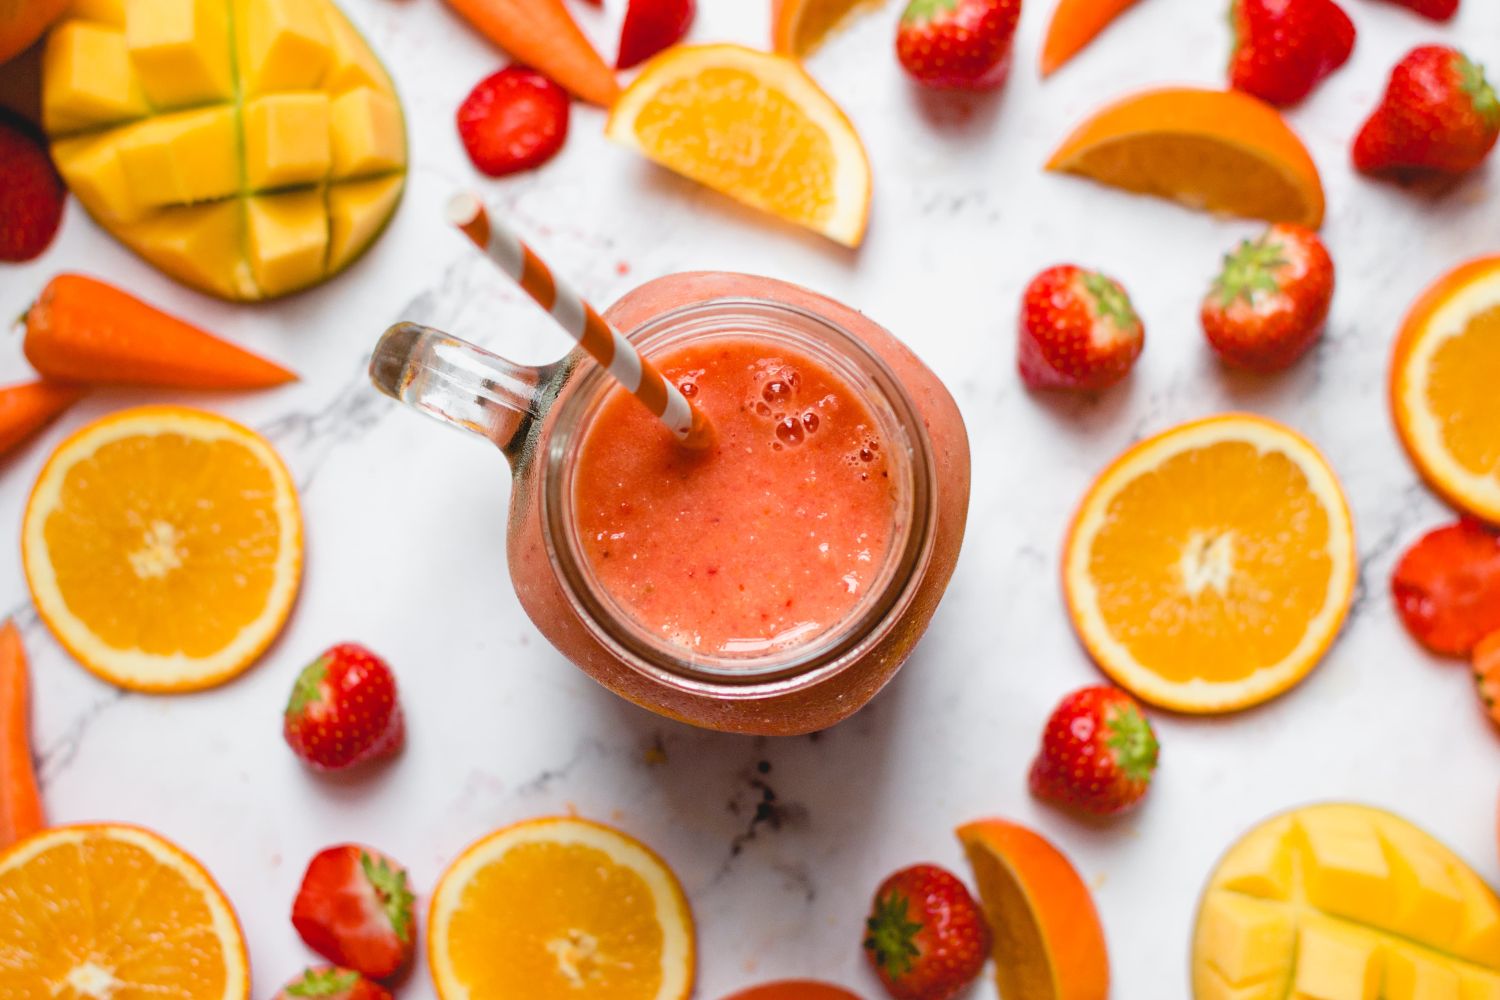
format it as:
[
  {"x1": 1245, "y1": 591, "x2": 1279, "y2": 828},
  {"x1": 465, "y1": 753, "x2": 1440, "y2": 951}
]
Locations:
[{"x1": 370, "y1": 272, "x2": 970, "y2": 735}]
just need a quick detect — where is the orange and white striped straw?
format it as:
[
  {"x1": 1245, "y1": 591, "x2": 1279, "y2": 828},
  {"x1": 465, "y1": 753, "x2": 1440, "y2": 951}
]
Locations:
[{"x1": 446, "y1": 192, "x2": 712, "y2": 449}]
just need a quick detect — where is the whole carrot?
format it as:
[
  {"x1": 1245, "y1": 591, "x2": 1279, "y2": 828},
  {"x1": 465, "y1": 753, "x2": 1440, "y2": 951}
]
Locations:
[
  {"x1": 444, "y1": 0, "x2": 620, "y2": 107},
  {"x1": 0, "y1": 380, "x2": 83, "y2": 459},
  {"x1": 24, "y1": 273, "x2": 296, "y2": 390},
  {"x1": 0, "y1": 622, "x2": 44, "y2": 850}
]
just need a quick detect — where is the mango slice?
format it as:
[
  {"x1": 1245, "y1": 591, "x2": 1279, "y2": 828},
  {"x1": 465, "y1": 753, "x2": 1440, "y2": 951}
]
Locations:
[
  {"x1": 42, "y1": 0, "x2": 405, "y2": 300},
  {"x1": 1194, "y1": 805, "x2": 1500, "y2": 1000}
]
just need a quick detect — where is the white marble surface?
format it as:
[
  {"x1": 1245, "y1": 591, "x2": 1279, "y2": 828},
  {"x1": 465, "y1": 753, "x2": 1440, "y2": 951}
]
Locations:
[{"x1": 3, "y1": 1, "x2": 1500, "y2": 997}]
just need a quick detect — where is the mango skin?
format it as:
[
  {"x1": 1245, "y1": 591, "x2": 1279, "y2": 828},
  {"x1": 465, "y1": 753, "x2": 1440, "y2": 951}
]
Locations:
[
  {"x1": 42, "y1": 0, "x2": 406, "y2": 301},
  {"x1": 1193, "y1": 804, "x2": 1500, "y2": 1000}
]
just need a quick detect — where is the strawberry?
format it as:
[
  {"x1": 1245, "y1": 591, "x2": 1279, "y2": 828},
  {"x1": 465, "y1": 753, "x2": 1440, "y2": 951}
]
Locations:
[
  {"x1": 0, "y1": 113, "x2": 64, "y2": 263},
  {"x1": 273, "y1": 967, "x2": 393, "y2": 1000},
  {"x1": 292, "y1": 846, "x2": 416, "y2": 981},
  {"x1": 1201, "y1": 223, "x2": 1335, "y2": 372},
  {"x1": 896, "y1": 0, "x2": 1021, "y2": 91},
  {"x1": 283, "y1": 644, "x2": 404, "y2": 772},
  {"x1": 456, "y1": 66, "x2": 571, "y2": 178},
  {"x1": 616, "y1": 0, "x2": 695, "y2": 70},
  {"x1": 1354, "y1": 46, "x2": 1500, "y2": 175},
  {"x1": 1475, "y1": 632, "x2": 1500, "y2": 731},
  {"x1": 1229, "y1": 0, "x2": 1355, "y2": 107},
  {"x1": 1029, "y1": 685, "x2": 1160, "y2": 818},
  {"x1": 1375, "y1": 0, "x2": 1458, "y2": 20},
  {"x1": 1018, "y1": 264, "x2": 1144, "y2": 391},
  {"x1": 863, "y1": 865, "x2": 989, "y2": 1000},
  {"x1": 1392, "y1": 520, "x2": 1500, "y2": 657}
]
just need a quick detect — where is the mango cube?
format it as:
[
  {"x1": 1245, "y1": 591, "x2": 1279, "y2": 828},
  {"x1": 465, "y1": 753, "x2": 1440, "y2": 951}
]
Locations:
[
  {"x1": 321, "y1": 8, "x2": 389, "y2": 94},
  {"x1": 1382, "y1": 826, "x2": 1466, "y2": 952},
  {"x1": 244, "y1": 93, "x2": 331, "y2": 191},
  {"x1": 1295, "y1": 813, "x2": 1395, "y2": 923},
  {"x1": 330, "y1": 87, "x2": 404, "y2": 178},
  {"x1": 328, "y1": 175, "x2": 403, "y2": 270},
  {"x1": 1290, "y1": 920, "x2": 1381, "y2": 1000},
  {"x1": 69, "y1": 0, "x2": 126, "y2": 26},
  {"x1": 1385, "y1": 948, "x2": 1463, "y2": 1000},
  {"x1": 122, "y1": 202, "x2": 253, "y2": 300},
  {"x1": 1196, "y1": 967, "x2": 1283, "y2": 1000},
  {"x1": 1456, "y1": 875, "x2": 1500, "y2": 967},
  {"x1": 51, "y1": 134, "x2": 147, "y2": 224},
  {"x1": 247, "y1": 193, "x2": 330, "y2": 297},
  {"x1": 115, "y1": 108, "x2": 239, "y2": 207},
  {"x1": 43, "y1": 22, "x2": 147, "y2": 133},
  {"x1": 1196, "y1": 892, "x2": 1295, "y2": 987},
  {"x1": 1215, "y1": 819, "x2": 1295, "y2": 900},
  {"x1": 237, "y1": 0, "x2": 331, "y2": 95},
  {"x1": 125, "y1": 0, "x2": 233, "y2": 108},
  {"x1": 1461, "y1": 971, "x2": 1500, "y2": 1000}
]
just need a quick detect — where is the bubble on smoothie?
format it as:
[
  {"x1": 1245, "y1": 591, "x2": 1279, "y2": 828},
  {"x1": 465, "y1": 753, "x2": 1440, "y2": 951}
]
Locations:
[
  {"x1": 775, "y1": 415, "x2": 805, "y2": 447},
  {"x1": 801, "y1": 411, "x2": 820, "y2": 434},
  {"x1": 763, "y1": 376, "x2": 796, "y2": 407},
  {"x1": 754, "y1": 401, "x2": 773, "y2": 418},
  {"x1": 678, "y1": 380, "x2": 698, "y2": 397}
]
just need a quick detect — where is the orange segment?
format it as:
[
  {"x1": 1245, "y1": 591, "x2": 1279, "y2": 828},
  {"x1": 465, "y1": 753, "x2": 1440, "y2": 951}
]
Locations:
[
  {"x1": 428, "y1": 817, "x2": 695, "y2": 1000},
  {"x1": 0, "y1": 824, "x2": 249, "y2": 1000},
  {"x1": 1047, "y1": 88, "x2": 1325, "y2": 228},
  {"x1": 605, "y1": 44, "x2": 872, "y2": 248},
  {"x1": 1040, "y1": 0, "x2": 1143, "y2": 77},
  {"x1": 1390, "y1": 256, "x2": 1500, "y2": 523},
  {"x1": 22, "y1": 405, "x2": 302, "y2": 693},
  {"x1": 957, "y1": 819, "x2": 1111, "y2": 1000},
  {"x1": 1063, "y1": 414, "x2": 1355, "y2": 713},
  {"x1": 771, "y1": 0, "x2": 884, "y2": 57}
]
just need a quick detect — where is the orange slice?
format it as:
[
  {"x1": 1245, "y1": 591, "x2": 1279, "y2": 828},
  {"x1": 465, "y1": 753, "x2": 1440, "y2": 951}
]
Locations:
[
  {"x1": 957, "y1": 819, "x2": 1110, "y2": 1000},
  {"x1": 1047, "y1": 87, "x2": 1325, "y2": 228},
  {"x1": 1041, "y1": 0, "x2": 1143, "y2": 77},
  {"x1": 771, "y1": 0, "x2": 884, "y2": 58},
  {"x1": 605, "y1": 44, "x2": 872, "y2": 248},
  {"x1": 22, "y1": 405, "x2": 302, "y2": 693},
  {"x1": 1063, "y1": 414, "x2": 1356, "y2": 713},
  {"x1": 1390, "y1": 255, "x2": 1500, "y2": 524},
  {"x1": 428, "y1": 817, "x2": 695, "y2": 1000},
  {"x1": 0, "y1": 823, "x2": 250, "y2": 1000}
]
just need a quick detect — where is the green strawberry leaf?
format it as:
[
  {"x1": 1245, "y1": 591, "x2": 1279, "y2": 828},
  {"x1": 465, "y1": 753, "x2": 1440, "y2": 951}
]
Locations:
[
  {"x1": 1212, "y1": 233, "x2": 1288, "y2": 308},
  {"x1": 1457, "y1": 54, "x2": 1500, "y2": 129},
  {"x1": 1104, "y1": 703, "x2": 1160, "y2": 784},
  {"x1": 902, "y1": 0, "x2": 959, "y2": 24},
  {"x1": 1081, "y1": 271, "x2": 1138, "y2": 329},
  {"x1": 863, "y1": 891, "x2": 924, "y2": 979},
  {"x1": 361, "y1": 851, "x2": 416, "y2": 943},
  {"x1": 286, "y1": 968, "x2": 359, "y2": 998},
  {"x1": 286, "y1": 657, "x2": 329, "y2": 720}
]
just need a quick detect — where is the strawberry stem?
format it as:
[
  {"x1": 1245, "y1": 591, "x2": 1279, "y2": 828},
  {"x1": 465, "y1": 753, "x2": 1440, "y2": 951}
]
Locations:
[
  {"x1": 1104, "y1": 703, "x2": 1160, "y2": 783},
  {"x1": 864, "y1": 892, "x2": 924, "y2": 979},
  {"x1": 286, "y1": 968, "x2": 359, "y2": 997},
  {"x1": 1213, "y1": 235, "x2": 1287, "y2": 308},
  {"x1": 1457, "y1": 53, "x2": 1500, "y2": 128},
  {"x1": 361, "y1": 851, "x2": 415, "y2": 943},
  {"x1": 286, "y1": 657, "x2": 328, "y2": 719},
  {"x1": 1081, "y1": 272, "x2": 1138, "y2": 328}
]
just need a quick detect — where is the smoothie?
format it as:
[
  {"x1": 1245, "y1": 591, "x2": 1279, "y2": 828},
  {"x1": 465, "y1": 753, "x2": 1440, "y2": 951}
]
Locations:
[{"x1": 573, "y1": 336, "x2": 898, "y2": 658}]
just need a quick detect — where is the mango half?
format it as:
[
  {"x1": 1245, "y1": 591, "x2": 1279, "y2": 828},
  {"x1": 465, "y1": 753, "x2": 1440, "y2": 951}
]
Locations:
[
  {"x1": 43, "y1": 0, "x2": 406, "y2": 300},
  {"x1": 1193, "y1": 804, "x2": 1500, "y2": 999}
]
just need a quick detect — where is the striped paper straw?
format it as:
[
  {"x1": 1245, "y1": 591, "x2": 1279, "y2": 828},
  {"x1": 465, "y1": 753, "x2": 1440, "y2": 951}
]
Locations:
[{"x1": 446, "y1": 192, "x2": 712, "y2": 449}]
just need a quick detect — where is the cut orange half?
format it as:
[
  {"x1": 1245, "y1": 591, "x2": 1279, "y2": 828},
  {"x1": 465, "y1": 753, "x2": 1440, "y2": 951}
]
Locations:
[
  {"x1": 605, "y1": 44, "x2": 872, "y2": 248},
  {"x1": 0, "y1": 824, "x2": 250, "y2": 1000},
  {"x1": 22, "y1": 405, "x2": 302, "y2": 693},
  {"x1": 1063, "y1": 414, "x2": 1356, "y2": 713},
  {"x1": 1391, "y1": 256, "x2": 1500, "y2": 524},
  {"x1": 771, "y1": 0, "x2": 884, "y2": 57},
  {"x1": 1047, "y1": 88, "x2": 1325, "y2": 228},
  {"x1": 428, "y1": 817, "x2": 695, "y2": 1000},
  {"x1": 1041, "y1": 0, "x2": 1143, "y2": 77}
]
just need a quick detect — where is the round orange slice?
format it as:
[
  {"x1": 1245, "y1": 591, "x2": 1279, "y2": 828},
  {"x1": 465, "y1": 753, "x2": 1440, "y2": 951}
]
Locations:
[
  {"x1": 428, "y1": 817, "x2": 695, "y2": 1000},
  {"x1": 771, "y1": 0, "x2": 883, "y2": 58},
  {"x1": 22, "y1": 405, "x2": 302, "y2": 693},
  {"x1": 1063, "y1": 414, "x2": 1356, "y2": 713},
  {"x1": 1046, "y1": 87, "x2": 1325, "y2": 228},
  {"x1": 1391, "y1": 255, "x2": 1500, "y2": 524},
  {"x1": 957, "y1": 818, "x2": 1110, "y2": 1000},
  {"x1": 0, "y1": 823, "x2": 250, "y2": 1000},
  {"x1": 605, "y1": 44, "x2": 872, "y2": 248}
]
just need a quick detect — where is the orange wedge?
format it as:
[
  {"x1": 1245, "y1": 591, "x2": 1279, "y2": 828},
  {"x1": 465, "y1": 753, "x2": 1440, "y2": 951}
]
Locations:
[
  {"x1": 605, "y1": 44, "x2": 872, "y2": 248},
  {"x1": 1063, "y1": 414, "x2": 1356, "y2": 713},
  {"x1": 0, "y1": 823, "x2": 250, "y2": 1000},
  {"x1": 22, "y1": 405, "x2": 302, "y2": 693},
  {"x1": 1047, "y1": 88, "x2": 1325, "y2": 228},
  {"x1": 1041, "y1": 0, "x2": 1143, "y2": 77},
  {"x1": 957, "y1": 819, "x2": 1110, "y2": 1000},
  {"x1": 428, "y1": 817, "x2": 695, "y2": 1000},
  {"x1": 771, "y1": 0, "x2": 884, "y2": 57},
  {"x1": 1391, "y1": 256, "x2": 1500, "y2": 524}
]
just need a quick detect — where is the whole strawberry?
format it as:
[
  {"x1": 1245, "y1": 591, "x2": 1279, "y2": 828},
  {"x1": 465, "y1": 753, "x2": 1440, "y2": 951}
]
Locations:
[
  {"x1": 863, "y1": 864, "x2": 989, "y2": 1000},
  {"x1": 1201, "y1": 223, "x2": 1334, "y2": 372},
  {"x1": 1392, "y1": 520, "x2": 1500, "y2": 657},
  {"x1": 1229, "y1": 0, "x2": 1355, "y2": 107},
  {"x1": 273, "y1": 967, "x2": 393, "y2": 1000},
  {"x1": 457, "y1": 66, "x2": 571, "y2": 178},
  {"x1": 1354, "y1": 46, "x2": 1500, "y2": 175},
  {"x1": 293, "y1": 846, "x2": 415, "y2": 981},
  {"x1": 0, "y1": 114, "x2": 64, "y2": 263},
  {"x1": 1476, "y1": 632, "x2": 1500, "y2": 730},
  {"x1": 896, "y1": 0, "x2": 1021, "y2": 91},
  {"x1": 1018, "y1": 264, "x2": 1144, "y2": 391},
  {"x1": 617, "y1": 0, "x2": 695, "y2": 69},
  {"x1": 284, "y1": 644, "x2": 404, "y2": 772},
  {"x1": 1030, "y1": 685, "x2": 1160, "y2": 817},
  {"x1": 1377, "y1": 0, "x2": 1458, "y2": 20}
]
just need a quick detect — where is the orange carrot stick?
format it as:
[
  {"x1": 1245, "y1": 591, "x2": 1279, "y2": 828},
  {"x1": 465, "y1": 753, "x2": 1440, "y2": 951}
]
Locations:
[
  {"x1": 0, "y1": 622, "x2": 45, "y2": 850},
  {"x1": 24, "y1": 273, "x2": 296, "y2": 390},
  {"x1": 0, "y1": 380, "x2": 83, "y2": 459},
  {"x1": 443, "y1": 0, "x2": 620, "y2": 107},
  {"x1": 1040, "y1": 0, "x2": 1143, "y2": 77}
]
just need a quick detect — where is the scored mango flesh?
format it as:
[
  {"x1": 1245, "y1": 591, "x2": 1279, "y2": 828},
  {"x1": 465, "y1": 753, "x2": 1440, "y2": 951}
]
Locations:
[
  {"x1": 43, "y1": 0, "x2": 406, "y2": 300},
  {"x1": 1426, "y1": 304, "x2": 1500, "y2": 485},
  {"x1": 1193, "y1": 804, "x2": 1500, "y2": 999}
]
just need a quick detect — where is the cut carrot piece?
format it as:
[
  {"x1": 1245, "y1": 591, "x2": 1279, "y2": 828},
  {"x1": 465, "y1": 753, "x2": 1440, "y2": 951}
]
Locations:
[
  {"x1": 443, "y1": 0, "x2": 620, "y2": 107},
  {"x1": 24, "y1": 273, "x2": 296, "y2": 390},
  {"x1": 0, "y1": 622, "x2": 45, "y2": 851},
  {"x1": 0, "y1": 381, "x2": 83, "y2": 459},
  {"x1": 1041, "y1": 0, "x2": 1142, "y2": 77}
]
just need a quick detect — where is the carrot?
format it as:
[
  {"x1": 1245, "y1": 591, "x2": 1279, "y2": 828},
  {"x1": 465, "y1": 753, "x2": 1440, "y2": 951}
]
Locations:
[
  {"x1": 24, "y1": 273, "x2": 296, "y2": 390},
  {"x1": 444, "y1": 0, "x2": 620, "y2": 107},
  {"x1": 1040, "y1": 0, "x2": 1143, "y2": 77},
  {"x1": 0, "y1": 379, "x2": 83, "y2": 458},
  {"x1": 0, "y1": 622, "x2": 44, "y2": 850}
]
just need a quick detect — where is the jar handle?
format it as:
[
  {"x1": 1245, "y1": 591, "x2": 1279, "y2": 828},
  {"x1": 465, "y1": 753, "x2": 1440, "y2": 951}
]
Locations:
[{"x1": 369, "y1": 323, "x2": 554, "y2": 460}]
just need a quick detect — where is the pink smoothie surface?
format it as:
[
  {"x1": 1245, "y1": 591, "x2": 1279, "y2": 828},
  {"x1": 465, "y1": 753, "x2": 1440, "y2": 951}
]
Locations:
[{"x1": 573, "y1": 336, "x2": 898, "y2": 659}]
